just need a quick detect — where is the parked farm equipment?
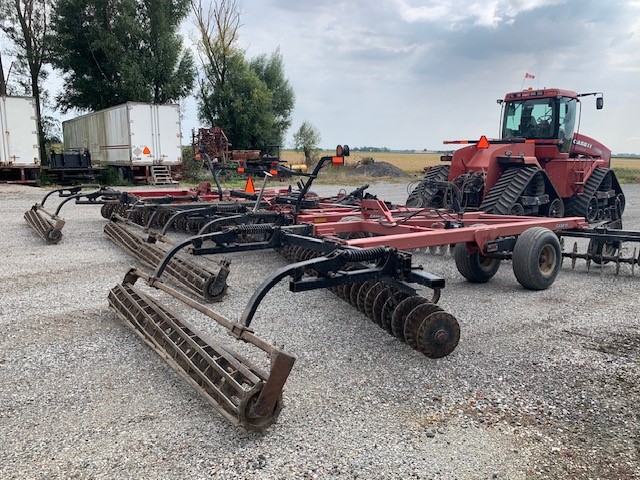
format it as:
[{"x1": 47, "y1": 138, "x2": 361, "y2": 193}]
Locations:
[
  {"x1": 104, "y1": 215, "x2": 230, "y2": 302},
  {"x1": 24, "y1": 185, "x2": 120, "y2": 244},
  {"x1": 109, "y1": 267, "x2": 295, "y2": 432},
  {"x1": 23, "y1": 126, "x2": 640, "y2": 434},
  {"x1": 407, "y1": 88, "x2": 624, "y2": 224},
  {"x1": 103, "y1": 148, "x2": 362, "y2": 236},
  {"x1": 192, "y1": 126, "x2": 308, "y2": 177},
  {"x1": 109, "y1": 228, "x2": 453, "y2": 431}
]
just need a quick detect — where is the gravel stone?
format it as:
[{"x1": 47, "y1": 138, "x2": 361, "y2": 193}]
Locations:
[{"x1": 1, "y1": 182, "x2": 639, "y2": 479}]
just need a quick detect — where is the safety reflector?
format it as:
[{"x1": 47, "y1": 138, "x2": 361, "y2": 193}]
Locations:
[
  {"x1": 142, "y1": 146, "x2": 151, "y2": 155},
  {"x1": 237, "y1": 167, "x2": 245, "y2": 174},
  {"x1": 332, "y1": 156, "x2": 344, "y2": 165},
  {"x1": 245, "y1": 177, "x2": 256, "y2": 194},
  {"x1": 269, "y1": 169, "x2": 278, "y2": 176},
  {"x1": 477, "y1": 136, "x2": 490, "y2": 149}
]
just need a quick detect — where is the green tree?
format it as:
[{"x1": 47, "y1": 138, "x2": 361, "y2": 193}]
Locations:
[
  {"x1": 51, "y1": 0, "x2": 195, "y2": 112},
  {"x1": 1, "y1": 0, "x2": 53, "y2": 163},
  {"x1": 293, "y1": 121, "x2": 321, "y2": 165},
  {"x1": 192, "y1": 0, "x2": 295, "y2": 150},
  {"x1": 249, "y1": 49, "x2": 295, "y2": 147}
]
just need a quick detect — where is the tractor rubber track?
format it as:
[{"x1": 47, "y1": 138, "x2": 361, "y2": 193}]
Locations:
[
  {"x1": 479, "y1": 166, "x2": 540, "y2": 215},
  {"x1": 406, "y1": 165, "x2": 450, "y2": 208},
  {"x1": 569, "y1": 167, "x2": 608, "y2": 220}
]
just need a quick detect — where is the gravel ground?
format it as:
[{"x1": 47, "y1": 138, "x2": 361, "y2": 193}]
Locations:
[{"x1": 1, "y1": 182, "x2": 639, "y2": 479}]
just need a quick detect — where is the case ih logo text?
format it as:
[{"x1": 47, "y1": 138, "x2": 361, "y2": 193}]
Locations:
[{"x1": 572, "y1": 139, "x2": 593, "y2": 149}]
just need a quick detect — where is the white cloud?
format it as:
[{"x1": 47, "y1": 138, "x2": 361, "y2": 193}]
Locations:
[{"x1": 392, "y1": 0, "x2": 566, "y2": 28}]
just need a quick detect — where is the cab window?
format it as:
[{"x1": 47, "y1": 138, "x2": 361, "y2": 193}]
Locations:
[
  {"x1": 503, "y1": 98, "x2": 556, "y2": 139},
  {"x1": 558, "y1": 97, "x2": 577, "y2": 153}
]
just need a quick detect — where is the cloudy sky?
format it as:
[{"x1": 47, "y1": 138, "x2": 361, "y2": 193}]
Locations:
[
  {"x1": 30, "y1": 0, "x2": 640, "y2": 153},
  {"x1": 178, "y1": 0, "x2": 638, "y2": 153}
]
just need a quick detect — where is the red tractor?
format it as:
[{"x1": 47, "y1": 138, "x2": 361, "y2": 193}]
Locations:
[{"x1": 407, "y1": 88, "x2": 624, "y2": 224}]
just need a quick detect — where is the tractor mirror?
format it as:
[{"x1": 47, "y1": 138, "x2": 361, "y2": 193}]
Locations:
[
  {"x1": 596, "y1": 97, "x2": 604, "y2": 109},
  {"x1": 342, "y1": 145, "x2": 350, "y2": 156}
]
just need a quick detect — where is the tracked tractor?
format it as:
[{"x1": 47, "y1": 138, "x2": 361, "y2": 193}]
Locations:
[{"x1": 407, "y1": 88, "x2": 624, "y2": 224}]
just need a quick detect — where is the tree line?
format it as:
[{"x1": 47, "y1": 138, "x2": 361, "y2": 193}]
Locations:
[{"x1": 0, "y1": 0, "x2": 297, "y2": 163}]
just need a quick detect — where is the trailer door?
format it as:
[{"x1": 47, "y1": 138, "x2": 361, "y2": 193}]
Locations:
[
  {"x1": 0, "y1": 97, "x2": 40, "y2": 166},
  {"x1": 154, "y1": 104, "x2": 182, "y2": 165}
]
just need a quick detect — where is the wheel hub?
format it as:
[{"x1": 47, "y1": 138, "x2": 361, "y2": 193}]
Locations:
[
  {"x1": 538, "y1": 244, "x2": 556, "y2": 275},
  {"x1": 434, "y1": 329, "x2": 449, "y2": 345}
]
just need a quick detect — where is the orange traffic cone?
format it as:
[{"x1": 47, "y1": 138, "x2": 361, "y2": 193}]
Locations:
[{"x1": 245, "y1": 177, "x2": 256, "y2": 194}]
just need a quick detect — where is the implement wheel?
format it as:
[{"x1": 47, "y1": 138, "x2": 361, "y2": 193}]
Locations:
[
  {"x1": 453, "y1": 243, "x2": 501, "y2": 283},
  {"x1": 512, "y1": 227, "x2": 561, "y2": 290}
]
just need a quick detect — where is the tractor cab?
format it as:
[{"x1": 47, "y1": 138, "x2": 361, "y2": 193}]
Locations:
[{"x1": 500, "y1": 89, "x2": 580, "y2": 153}]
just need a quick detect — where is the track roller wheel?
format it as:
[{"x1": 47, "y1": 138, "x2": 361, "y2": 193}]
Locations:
[
  {"x1": 391, "y1": 296, "x2": 430, "y2": 341},
  {"x1": 356, "y1": 281, "x2": 376, "y2": 313},
  {"x1": 585, "y1": 197, "x2": 599, "y2": 222},
  {"x1": 453, "y1": 243, "x2": 501, "y2": 283},
  {"x1": 512, "y1": 227, "x2": 561, "y2": 290},
  {"x1": 510, "y1": 203, "x2": 525, "y2": 215},
  {"x1": 416, "y1": 312, "x2": 460, "y2": 358},
  {"x1": 547, "y1": 198, "x2": 565, "y2": 218},
  {"x1": 371, "y1": 287, "x2": 392, "y2": 327},
  {"x1": 381, "y1": 291, "x2": 411, "y2": 335},
  {"x1": 364, "y1": 282, "x2": 385, "y2": 320},
  {"x1": 403, "y1": 303, "x2": 443, "y2": 349}
]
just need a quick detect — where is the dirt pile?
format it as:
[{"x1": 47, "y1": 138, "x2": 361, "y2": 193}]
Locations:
[{"x1": 353, "y1": 160, "x2": 411, "y2": 178}]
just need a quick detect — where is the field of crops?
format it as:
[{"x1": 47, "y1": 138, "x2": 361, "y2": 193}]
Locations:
[{"x1": 281, "y1": 150, "x2": 640, "y2": 182}]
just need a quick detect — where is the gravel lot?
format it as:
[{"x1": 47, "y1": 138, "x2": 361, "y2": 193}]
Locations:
[{"x1": 1, "y1": 182, "x2": 639, "y2": 479}]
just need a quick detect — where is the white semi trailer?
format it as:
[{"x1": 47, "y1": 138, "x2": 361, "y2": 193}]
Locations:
[
  {"x1": 62, "y1": 102, "x2": 182, "y2": 183},
  {"x1": 0, "y1": 95, "x2": 40, "y2": 183}
]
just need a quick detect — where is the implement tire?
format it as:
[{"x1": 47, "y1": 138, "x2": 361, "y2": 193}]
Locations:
[
  {"x1": 512, "y1": 227, "x2": 561, "y2": 290},
  {"x1": 453, "y1": 243, "x2": 501, "y2": 283}
]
